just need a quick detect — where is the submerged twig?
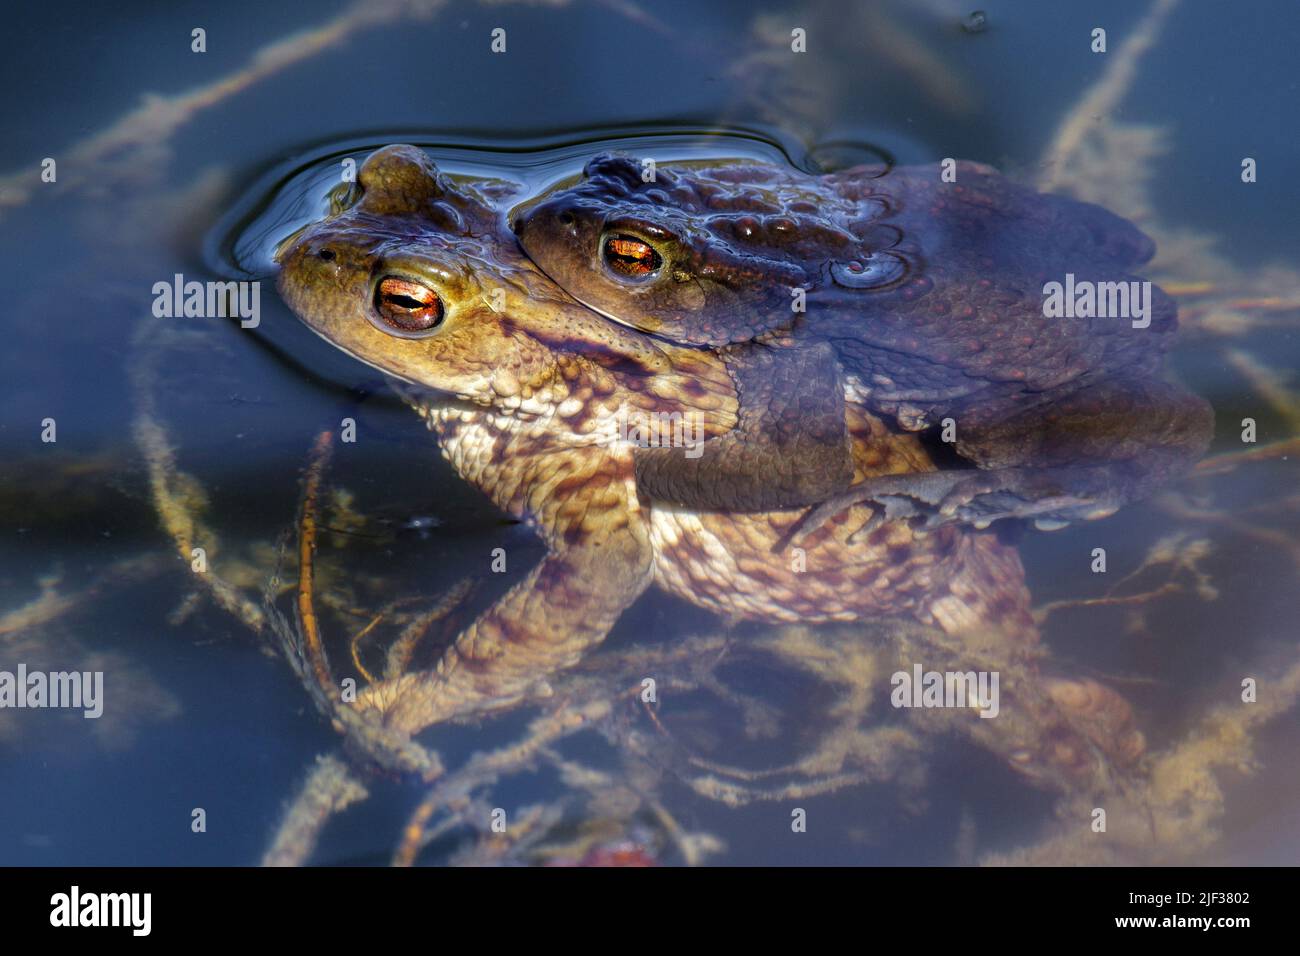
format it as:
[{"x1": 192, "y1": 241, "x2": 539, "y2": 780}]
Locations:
[
  {"x1": 0, "y1": 0, "x2": 445, "y2": 214},
  {"x1": 262, "y1": 752, "x2": 370, "y2": 867},
  {"x1": 1038, "y1": 0, "x2": 1181, "y2": 194},
  {"x1": 129, "y1": 316, "x2": 267, "y2": 634},
  {"x1": 1191, "y1": 437, "x2": 1300, "y2": 477},
  {"x1": 262, "y1": 432, "x2": 445, "y2": 783},
  {"x1": 297, "y1": 431, "x2": 338, "y2": 696},
  {"x1": 1224, "y1": 349, "x2": 1300, "y2": 432},
  {"x1": 392, "y1": 698, "x2": 613, "y2": 866}
]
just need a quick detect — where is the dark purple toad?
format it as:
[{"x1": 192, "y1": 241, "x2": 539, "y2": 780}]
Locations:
[{"x1": 513, "y1": 155, "x2": 1214, "y2": 535}]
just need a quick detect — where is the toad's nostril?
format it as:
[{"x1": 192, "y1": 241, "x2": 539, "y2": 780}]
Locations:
[
  {"x1": 317, "y1": 248, "x2": 336, "y2": 262},
  {"x1": 558, "y1": 210, "x2": 576, "y2": 228}
]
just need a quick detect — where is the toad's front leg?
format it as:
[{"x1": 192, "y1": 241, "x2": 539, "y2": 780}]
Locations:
[
  {"x1": 359, "y1": 476, "x2": 655, "y2": 737},
  {"x1": 632, "y1": 342, "x2": 855, "y2": 512},
  {"x1": 799, "y1": 373, "x2": 1213, "y2": 539}
]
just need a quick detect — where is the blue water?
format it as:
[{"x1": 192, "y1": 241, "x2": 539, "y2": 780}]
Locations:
[{"x1": 1, "y1": 0, "x2": 1298, "y2": 865}]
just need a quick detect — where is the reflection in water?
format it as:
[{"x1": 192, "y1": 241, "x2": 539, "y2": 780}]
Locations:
[{"x1": 1, "y1": 0, "x2": 1298, "y2": 866}]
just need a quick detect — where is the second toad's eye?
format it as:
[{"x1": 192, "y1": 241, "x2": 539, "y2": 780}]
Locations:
[
  {"x1": 374, "y1": 277, "x2": 443, "y2": 332},
  {"x1": 602, "y1": 235, "x2": 662, "y2": 280}
]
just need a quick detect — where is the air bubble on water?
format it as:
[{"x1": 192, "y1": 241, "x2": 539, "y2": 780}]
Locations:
[
  {"x1": 805, "y1": 140, "x2": 893, "y2": 176},
  {"x1": 962, "y1": 10, "x2": 988, "y2": 34},
  {"x1": 831, "y1": 251, "x2": 907, "y2": 289}
]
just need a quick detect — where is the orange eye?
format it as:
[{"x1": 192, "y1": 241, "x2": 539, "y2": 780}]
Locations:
[
  {"x1": 374, "y1": 277, "x2": 443, "y2": 332},
  {"x1": 603, "y1": 234, "x2": 662, "y2": 279}
]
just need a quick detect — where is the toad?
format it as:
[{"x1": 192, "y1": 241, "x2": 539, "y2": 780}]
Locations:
[
  {"x1": 275, "y1": 145, "x2": 1143, "y2": 787},
  {"x1": 513, "y1": 155, "x2": 1214, "y2": 533}
]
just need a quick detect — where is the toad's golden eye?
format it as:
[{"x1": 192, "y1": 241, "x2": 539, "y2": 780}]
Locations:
[
  {"x1": 374, "y1": 277, "x2": 443, "y2": 332},
  {"x1": 603, "y1": 235, "x2": 662, "y2": 279}
]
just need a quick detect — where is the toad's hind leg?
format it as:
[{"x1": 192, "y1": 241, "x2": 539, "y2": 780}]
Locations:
[
  {"x1": 800, "y1": 373, "x2": 1213, "y2": 537},
  {"x1": 633, "y1": 342, "x2": 855, "y2": 512},
  {"x1": 919, "y1": 533, "x2": 1146, "y2": 791}
]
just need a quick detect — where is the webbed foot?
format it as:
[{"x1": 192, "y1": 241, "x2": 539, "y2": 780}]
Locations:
[{"x1": 793, "y1": 466, "x2": 1121, "y2": 543}]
